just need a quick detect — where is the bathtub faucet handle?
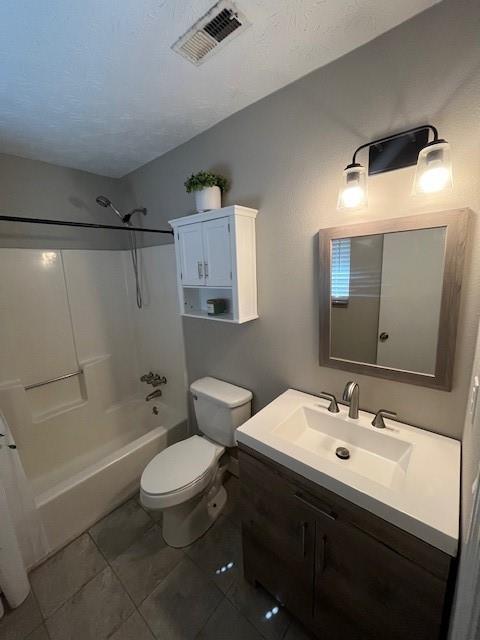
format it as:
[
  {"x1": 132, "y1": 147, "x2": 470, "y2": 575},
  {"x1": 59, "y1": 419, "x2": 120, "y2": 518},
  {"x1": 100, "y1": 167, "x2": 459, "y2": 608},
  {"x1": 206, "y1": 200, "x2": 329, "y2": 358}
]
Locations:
[
  {"x1": 140, "y1": 372, "x2": 167, "y2": 387},
  {"x1": 151, "y1": 375, "x2": 167, "y2": 387}
]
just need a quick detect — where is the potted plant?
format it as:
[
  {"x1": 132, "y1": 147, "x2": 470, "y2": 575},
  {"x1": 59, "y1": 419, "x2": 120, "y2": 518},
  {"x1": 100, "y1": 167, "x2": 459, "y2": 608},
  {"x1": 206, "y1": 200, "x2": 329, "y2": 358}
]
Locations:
[{"x1": 184, "y1": 171, "x2": 229, "y2": 212}]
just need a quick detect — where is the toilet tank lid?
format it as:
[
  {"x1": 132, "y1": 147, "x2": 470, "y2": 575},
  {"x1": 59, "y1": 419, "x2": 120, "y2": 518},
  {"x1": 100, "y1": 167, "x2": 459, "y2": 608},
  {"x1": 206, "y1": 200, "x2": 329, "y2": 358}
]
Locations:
[{"x1": 190, "y1": 377, "x2": 252, "y2": 408}]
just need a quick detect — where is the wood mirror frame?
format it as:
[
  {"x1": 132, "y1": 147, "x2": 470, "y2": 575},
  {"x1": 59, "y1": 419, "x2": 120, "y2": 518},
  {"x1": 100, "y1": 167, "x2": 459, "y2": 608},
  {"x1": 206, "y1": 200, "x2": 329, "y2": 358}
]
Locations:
[{"x1": 319, "y1": 208, "x2": 470, "y2": 390}]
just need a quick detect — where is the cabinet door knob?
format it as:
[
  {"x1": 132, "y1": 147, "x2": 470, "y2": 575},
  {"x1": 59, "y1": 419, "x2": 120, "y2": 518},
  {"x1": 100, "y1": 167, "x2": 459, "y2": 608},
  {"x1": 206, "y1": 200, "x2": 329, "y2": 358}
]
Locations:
[
  {"x1": 204, "y1": 261, "x2": 209, "y2": 277},
  {"x1": 379, "y1": 332, "x2": 389, "y2": 342},
  {"x1": 197, "y1": 261, "x2": 203, "y2": 278}
]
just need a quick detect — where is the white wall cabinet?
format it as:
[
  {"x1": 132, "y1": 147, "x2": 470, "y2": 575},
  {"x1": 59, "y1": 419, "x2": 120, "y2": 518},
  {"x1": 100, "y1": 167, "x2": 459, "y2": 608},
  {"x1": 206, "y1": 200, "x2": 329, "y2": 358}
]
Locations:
[{"x1": 169, "y1": 206, "x2": 258, "y2": 323}]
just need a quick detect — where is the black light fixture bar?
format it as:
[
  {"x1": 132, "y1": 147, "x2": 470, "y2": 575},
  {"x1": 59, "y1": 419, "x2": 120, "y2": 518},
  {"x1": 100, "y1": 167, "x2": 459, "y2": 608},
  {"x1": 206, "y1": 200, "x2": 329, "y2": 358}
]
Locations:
[
  {"x1": 0, "y1": 214, "x2": 174, "y2": 235},
  {"x1": 348, "y1": 124, "x2": 439, "y2": 176}
]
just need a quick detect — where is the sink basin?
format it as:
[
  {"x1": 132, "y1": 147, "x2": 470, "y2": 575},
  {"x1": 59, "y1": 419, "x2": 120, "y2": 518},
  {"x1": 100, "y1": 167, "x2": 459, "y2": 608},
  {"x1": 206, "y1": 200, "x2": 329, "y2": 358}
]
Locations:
[
  {"x1": 274, "y1": 405, "x2": 412, "y2": 489},
  {"x1": 235, "y1": 388, "x2": 460, "y2": 555}
]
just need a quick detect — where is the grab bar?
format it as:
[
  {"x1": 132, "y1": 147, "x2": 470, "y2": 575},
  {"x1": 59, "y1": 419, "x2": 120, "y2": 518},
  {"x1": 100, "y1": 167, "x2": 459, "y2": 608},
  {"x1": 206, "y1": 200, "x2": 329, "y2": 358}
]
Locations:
[{"x1": 25, "y1": 370, "x2": 83, "y2": 391}]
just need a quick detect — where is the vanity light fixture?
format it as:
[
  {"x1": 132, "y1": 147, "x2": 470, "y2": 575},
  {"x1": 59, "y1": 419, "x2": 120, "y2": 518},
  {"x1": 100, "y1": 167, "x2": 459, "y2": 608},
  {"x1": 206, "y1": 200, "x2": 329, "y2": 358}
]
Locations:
[{"x1": 337, "y1": 125, "x2": 452, "y2": 210}]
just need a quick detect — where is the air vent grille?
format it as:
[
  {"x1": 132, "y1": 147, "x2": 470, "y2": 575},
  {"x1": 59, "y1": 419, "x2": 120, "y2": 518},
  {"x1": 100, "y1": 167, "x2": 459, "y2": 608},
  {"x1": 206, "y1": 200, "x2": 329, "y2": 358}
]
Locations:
[
  {"x1": 180, "y1": 31, "x2": 217, "y2": 63},
  {"x1": 204, "y1": 8, "x2": 242, "y2": 42},
  {"x1": 172, "y1": 1, "x2": 250, "y2": 66}
]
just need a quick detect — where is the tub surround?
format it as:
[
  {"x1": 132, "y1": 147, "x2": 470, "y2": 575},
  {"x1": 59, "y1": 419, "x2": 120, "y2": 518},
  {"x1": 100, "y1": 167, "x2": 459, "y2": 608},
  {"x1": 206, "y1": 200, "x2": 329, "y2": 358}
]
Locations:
[{"x1": 0, "y1": 245, "x2": 187, "y2": 559}]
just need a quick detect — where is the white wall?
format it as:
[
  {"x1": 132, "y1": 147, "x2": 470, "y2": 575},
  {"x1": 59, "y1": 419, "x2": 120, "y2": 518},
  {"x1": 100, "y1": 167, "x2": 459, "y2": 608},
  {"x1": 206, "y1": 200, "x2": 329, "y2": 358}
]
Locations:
[{"x1": 126, "y1": 244, "x2": 187, "y2": 415}]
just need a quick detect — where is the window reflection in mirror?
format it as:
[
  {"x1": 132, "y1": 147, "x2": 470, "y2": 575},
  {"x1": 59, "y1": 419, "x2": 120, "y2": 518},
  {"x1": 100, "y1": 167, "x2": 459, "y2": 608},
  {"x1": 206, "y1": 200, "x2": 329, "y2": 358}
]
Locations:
[{"x1": 330, "y1": 227, "x2": 447, "y2": 375}]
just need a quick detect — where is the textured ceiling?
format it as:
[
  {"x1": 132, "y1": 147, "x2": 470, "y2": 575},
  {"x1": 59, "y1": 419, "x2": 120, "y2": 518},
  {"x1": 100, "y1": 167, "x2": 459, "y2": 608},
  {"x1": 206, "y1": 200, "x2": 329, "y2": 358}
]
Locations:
[{"x1": 0, "y1": 0, "x2": 439, "y2": 177}]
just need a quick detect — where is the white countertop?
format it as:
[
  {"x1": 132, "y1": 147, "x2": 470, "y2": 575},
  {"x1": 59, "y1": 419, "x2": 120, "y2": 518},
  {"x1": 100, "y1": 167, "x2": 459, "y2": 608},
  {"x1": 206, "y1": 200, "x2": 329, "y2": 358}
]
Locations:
[{"x1": 236, "y1": 389, "x2": 460, "y2": 556}]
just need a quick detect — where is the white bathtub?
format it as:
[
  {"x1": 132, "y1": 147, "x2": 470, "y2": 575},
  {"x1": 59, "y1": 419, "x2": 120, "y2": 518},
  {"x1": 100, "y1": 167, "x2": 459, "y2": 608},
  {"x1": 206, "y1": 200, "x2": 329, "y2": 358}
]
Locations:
[{"x1": 33, "y1": 399, "x2": 187, "y2": 559}]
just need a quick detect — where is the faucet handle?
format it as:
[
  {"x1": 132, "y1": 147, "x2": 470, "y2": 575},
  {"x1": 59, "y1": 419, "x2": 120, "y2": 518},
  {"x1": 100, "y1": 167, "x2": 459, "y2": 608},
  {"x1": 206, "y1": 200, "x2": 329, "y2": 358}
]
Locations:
[
  {"x1": 372, "y1": 409, "x2": 397, "y2": 429},
  {"x1": 319, "y1": 392, "x2": 340, "y2": 413},
  {"x1": 151, "y1": 375, "x2": 167, "y2": 387},
  {"x1": 140, "y1": 371, "x2": 154, "y2": 383}
]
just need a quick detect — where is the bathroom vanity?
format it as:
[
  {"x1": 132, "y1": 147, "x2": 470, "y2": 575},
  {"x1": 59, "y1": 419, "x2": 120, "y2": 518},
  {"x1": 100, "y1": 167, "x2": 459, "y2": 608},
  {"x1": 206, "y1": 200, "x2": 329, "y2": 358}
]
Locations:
[{"x1": 236, "y1": 390, "x2": 460, "y2": 640}]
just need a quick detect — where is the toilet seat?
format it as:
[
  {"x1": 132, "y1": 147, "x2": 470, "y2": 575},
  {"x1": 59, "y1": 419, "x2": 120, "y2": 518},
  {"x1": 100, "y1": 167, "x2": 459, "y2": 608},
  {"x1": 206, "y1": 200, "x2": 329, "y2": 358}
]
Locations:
[{"x1": 140, "y1": 435, "x2": 224, "y2": 509}]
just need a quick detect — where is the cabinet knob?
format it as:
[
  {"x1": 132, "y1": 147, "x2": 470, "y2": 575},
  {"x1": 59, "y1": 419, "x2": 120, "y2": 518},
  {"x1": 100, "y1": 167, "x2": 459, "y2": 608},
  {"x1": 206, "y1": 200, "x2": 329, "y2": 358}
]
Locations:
[{"x1": 197, "y1": 261, "x2": 203, "y2": 278}]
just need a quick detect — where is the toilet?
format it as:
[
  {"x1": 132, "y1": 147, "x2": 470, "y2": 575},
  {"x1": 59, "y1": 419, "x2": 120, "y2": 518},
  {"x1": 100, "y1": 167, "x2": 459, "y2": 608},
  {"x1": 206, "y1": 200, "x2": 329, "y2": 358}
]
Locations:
[{"x1": 140, "y1": 377, "x2": 252, "y2": 547}]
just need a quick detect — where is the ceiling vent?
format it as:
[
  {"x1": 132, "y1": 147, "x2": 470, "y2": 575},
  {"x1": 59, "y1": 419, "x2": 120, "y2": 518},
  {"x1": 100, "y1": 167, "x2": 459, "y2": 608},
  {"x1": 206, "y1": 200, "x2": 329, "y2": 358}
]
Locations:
[{"x1": 172, "y1": 1, "x2": 250, "y2": 66}]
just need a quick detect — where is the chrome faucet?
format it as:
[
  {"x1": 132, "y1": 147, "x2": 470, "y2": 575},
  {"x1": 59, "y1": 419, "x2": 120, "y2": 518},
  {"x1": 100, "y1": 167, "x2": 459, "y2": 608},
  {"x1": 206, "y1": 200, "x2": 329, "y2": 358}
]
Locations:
[
  {"x1": 342, "y1": 381, "x2": 360, "y2": 419},
  {"x1": 145, "y1": 388, "x2": 163, "y2": 402}
]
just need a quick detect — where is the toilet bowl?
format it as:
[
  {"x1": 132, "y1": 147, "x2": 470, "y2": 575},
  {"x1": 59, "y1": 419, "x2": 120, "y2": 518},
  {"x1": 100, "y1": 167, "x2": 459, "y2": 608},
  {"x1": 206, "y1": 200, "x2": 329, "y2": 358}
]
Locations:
[{"x1": 140, "y1": 377, "x2": 252, "y2": 547}]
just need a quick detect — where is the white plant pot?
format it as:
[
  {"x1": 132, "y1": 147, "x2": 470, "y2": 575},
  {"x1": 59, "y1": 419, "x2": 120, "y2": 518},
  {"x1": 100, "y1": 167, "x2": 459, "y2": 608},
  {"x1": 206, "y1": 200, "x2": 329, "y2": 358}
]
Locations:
[{"x1": 194, "y1": 186, "x2": 221, "y2": 212}]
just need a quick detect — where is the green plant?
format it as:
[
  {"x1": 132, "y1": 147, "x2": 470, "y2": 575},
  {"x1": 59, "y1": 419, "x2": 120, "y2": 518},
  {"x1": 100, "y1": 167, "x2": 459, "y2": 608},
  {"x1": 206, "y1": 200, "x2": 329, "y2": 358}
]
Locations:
[{"x1": 184, "y1": 171, "x2": 229, "y2": 193}]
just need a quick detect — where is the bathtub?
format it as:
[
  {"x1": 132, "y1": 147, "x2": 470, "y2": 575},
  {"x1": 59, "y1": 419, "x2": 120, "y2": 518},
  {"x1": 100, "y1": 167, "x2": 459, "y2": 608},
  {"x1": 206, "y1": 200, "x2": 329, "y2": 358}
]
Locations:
[{"x1": 32, "y1": 399, "x2": 187, "y2": 560}]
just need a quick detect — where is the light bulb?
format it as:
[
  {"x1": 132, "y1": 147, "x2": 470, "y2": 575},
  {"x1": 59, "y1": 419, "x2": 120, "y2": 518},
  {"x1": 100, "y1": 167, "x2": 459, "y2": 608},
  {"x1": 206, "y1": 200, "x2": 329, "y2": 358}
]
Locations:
[
  {"x1": 413, "y1": 140, "x2": 452, "y2": 196},
  {"x1": 337, "y1": 163, "x2": 367, "y2": 211},
  {"x1": 419, "y1": 166, "x2": 450, "y2": 193},
  {"x1": 340, "y1": 185, "x2": 365, "y2": 208}
]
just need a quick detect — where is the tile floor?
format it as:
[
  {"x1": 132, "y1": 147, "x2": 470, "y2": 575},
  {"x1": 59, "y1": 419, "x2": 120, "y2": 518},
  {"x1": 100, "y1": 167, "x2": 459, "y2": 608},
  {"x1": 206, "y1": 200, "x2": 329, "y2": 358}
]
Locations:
[{"x1": 0, "y1": 475, "x2": 315, "y2": 640}]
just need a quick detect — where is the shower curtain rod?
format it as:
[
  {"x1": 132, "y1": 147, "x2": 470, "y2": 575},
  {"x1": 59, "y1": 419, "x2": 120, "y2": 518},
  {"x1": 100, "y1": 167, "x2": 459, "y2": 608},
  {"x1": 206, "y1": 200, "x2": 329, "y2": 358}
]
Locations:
[{"x1": 0, "y1": 214, "x2": 174, "y2": 235}]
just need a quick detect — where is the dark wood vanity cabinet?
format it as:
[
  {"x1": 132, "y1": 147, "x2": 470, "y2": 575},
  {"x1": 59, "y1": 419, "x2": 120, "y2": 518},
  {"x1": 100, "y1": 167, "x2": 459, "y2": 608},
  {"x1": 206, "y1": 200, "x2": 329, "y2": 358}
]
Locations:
[{"x1": 239, "y1": 445, "x2": 456, "y2": 640}]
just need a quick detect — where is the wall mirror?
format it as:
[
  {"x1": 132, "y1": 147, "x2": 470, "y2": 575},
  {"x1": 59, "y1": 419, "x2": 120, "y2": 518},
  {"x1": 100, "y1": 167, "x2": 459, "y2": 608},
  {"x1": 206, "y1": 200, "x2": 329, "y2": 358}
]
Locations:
[{"x1": 319, "y1": 209, "x2": 469, "y2": 390}]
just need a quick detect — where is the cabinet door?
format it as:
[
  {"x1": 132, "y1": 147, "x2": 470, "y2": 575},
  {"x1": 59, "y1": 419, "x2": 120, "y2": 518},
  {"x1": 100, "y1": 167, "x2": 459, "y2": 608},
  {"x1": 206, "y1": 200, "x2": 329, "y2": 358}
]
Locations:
[
  {"x1": 239, "y1": 451, "x2": 315, "y2": 623},
  {"x1": 202, "y1": 217, "x2": 232, "y2": 287},
  {"x1": 177, "y1": 223, "x2": 205, "y2": 286},
  {"x1": 313, "y1": 516, "x2": 447, "y2": 640}
]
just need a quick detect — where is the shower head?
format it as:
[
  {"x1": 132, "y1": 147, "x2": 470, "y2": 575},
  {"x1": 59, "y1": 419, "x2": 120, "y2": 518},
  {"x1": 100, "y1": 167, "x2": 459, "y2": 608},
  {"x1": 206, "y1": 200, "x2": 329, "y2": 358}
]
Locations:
[
  {"x1": 95, "y1": 195, "x2": 111, "y2": 208},
  {"x1": 95, "y1": 195, "x2": 147, "y2": 225},
  {"x1": 95, "y1": 195, "x2": 123, "y2": 221}
]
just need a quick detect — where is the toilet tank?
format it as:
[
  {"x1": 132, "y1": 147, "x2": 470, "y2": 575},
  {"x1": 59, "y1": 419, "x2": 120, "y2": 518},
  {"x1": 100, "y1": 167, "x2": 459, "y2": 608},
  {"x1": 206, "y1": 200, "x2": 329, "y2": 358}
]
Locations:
[{"x1": 190, "y1": 377, "x2": 252, "y2": 447}]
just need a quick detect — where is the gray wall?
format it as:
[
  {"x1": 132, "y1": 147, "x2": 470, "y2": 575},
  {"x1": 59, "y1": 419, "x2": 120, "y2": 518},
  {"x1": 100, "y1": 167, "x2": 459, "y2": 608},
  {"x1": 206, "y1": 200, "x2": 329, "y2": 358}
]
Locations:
[
  {"x1": 0, "y1": 153, "x2": 134, "y2": 249},
  {"x1": 126, "y1": 0, "x2": 480, "y2": 440}
]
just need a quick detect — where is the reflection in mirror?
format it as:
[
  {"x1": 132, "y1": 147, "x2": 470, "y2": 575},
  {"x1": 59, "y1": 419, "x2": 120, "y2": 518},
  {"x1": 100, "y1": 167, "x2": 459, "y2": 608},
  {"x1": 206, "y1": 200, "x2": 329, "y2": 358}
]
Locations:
[{"x1": 330, "y1": 227, "x2": 446, "y2": 375}]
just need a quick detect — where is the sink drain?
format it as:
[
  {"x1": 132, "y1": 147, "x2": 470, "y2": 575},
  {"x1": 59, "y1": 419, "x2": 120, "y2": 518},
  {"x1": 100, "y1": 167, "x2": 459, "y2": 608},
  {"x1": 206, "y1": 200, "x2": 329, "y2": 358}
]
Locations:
[{"x1": 336, "y1": 446, "x2": 350, "y2": 460}]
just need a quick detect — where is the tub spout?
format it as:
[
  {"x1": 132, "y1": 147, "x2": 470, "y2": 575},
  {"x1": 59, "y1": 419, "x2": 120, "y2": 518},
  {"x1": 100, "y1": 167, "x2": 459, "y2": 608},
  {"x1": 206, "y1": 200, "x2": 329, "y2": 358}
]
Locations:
[{"x1": 145, "y1": 389, "x2": 162, "y2": 401}]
